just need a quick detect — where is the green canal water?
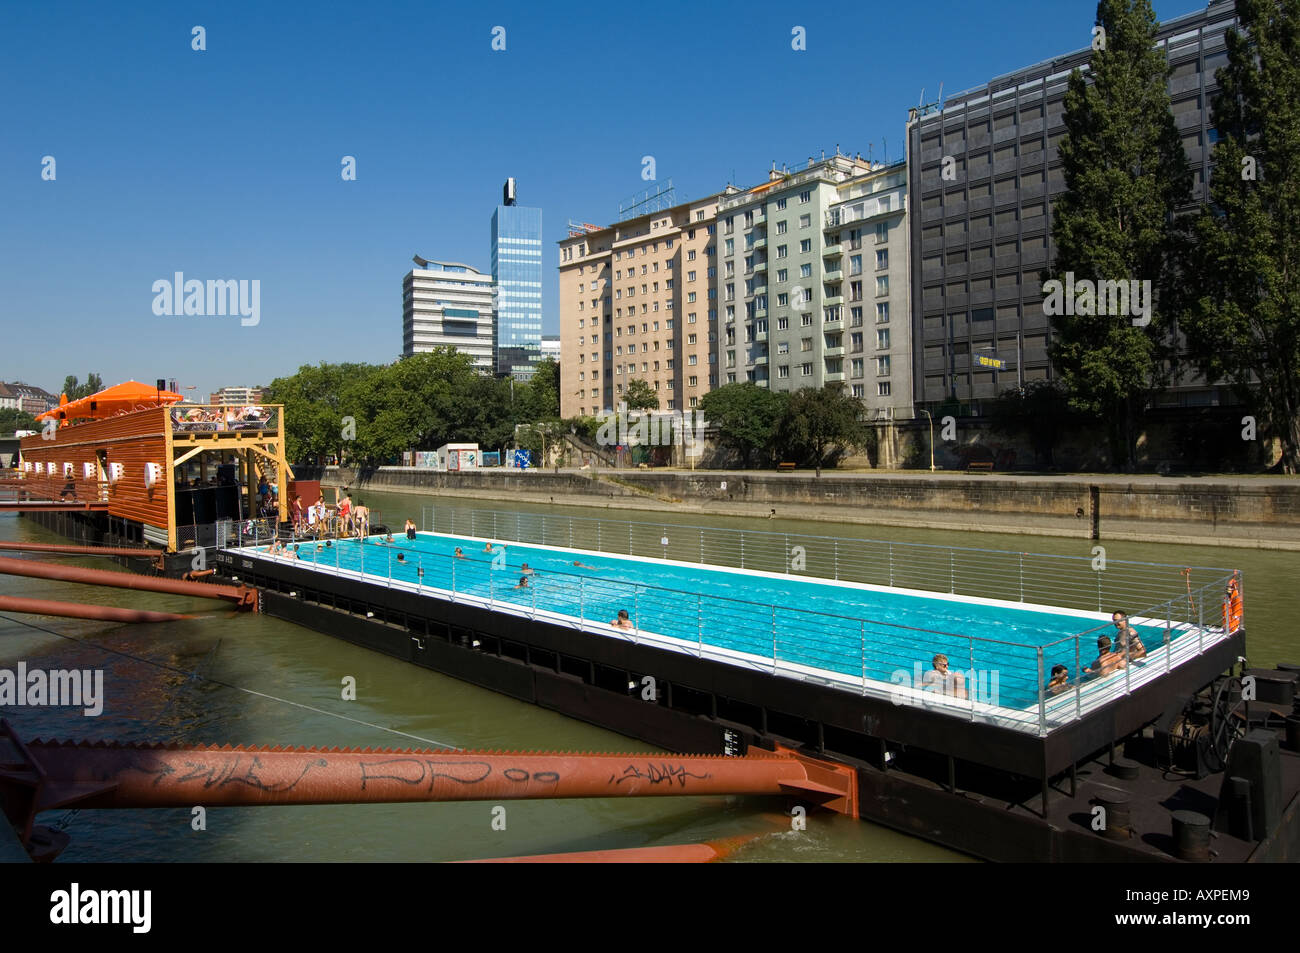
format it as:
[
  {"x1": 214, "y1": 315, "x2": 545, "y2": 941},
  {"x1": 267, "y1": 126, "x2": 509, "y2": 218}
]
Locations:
[{"x1": 2, "y1": 490, "x2": 1295, "y2": 863}]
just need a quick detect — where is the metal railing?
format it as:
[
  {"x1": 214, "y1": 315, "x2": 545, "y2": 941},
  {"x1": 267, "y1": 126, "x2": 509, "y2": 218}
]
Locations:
[
  {"x1": 418, "y1": 504, "x2": 1235, "y2": 616},
  {"x1": 235, "y1": 537, "x2": 1236, "y2": 736}
]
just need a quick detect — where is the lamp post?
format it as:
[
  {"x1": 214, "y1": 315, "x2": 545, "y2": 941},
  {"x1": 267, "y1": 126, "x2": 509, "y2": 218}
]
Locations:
[{"x1": 920, "y1": 408, "x2": 936, "y2": 472}]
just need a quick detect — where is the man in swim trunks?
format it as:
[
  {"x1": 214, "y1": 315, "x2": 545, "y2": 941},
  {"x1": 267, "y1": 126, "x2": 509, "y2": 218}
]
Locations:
[{"x1": 921, "y1": 654, "x2": 967, "y2": 699}]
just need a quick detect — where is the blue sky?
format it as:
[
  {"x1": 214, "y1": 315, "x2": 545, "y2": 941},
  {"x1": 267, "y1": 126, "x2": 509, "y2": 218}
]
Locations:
[{"x1": 0, "y1": 0, "x2": 1203, "y2": 398}]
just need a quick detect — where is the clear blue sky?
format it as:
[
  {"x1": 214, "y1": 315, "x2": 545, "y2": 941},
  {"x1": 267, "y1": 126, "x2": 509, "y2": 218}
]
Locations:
[{"x1": 1, "y1": 0, "x2": 1203, "y2": 398}]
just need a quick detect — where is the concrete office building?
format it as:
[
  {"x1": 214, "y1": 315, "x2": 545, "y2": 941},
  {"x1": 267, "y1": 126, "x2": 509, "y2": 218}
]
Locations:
[
  {"x1": 715, "y1": 154, "x2": 876, "y2": 394},
  {"x1": 558, "y1": 195, "x2": 720, "y2": 419},
  {"x1": 907, "y1": 0, "x2": 1238, "y2": 410},
  {"x1": 491, "y1": 178, "x2": 544, "y2": 380},
  {"x1": 540, "y1": 335, "x2": 561, "y2": 363},
  {"x1": 401, "y1": 260, "x2": 496, "y2": 373}
]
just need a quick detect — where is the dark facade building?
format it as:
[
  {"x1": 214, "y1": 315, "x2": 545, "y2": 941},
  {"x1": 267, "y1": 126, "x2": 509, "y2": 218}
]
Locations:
[{"x1": 906, "y1": 0, "x2": 1239, "y2": 412}]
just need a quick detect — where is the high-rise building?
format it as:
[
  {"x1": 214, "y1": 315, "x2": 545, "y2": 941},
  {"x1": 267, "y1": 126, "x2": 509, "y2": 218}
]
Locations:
[
  {"x1": 491, "y1": 178, "x2": 544, "y2": 380},
  {"x1": 208, "y1": 386, "x2": 263, "y2": 405},
  {"x1": 906, "y1": 0, "x2": 1238, "y2": 411},
  {"x1": 539, "y1": 335, "x2": 561, "y2": 363},
  {"x1": 558, "y1": 195, "x2": 720, "y2": 419},
  {"x1": 402, "y1": 260, "x2": 496, "y2": 372}
]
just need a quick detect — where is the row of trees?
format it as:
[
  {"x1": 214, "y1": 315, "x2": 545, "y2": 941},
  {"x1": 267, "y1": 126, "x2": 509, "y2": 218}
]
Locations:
[
  {"x1": 1049, "y1": 0, "x2": 1300, "y2": 472},
  {"x1": 265, "y1": 350, "x2": 560, "y2": 464},
  {"x1": 699, "y1": 383, "x2": 876, "y2": 468}
]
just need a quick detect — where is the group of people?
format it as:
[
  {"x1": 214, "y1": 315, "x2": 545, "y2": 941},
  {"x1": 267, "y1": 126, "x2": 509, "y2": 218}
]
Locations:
[
  {"x1": 171, "y1": 406, "x2": 268, "y2": 432},
  {"x1": 1045, "y1": 611, "x2": 1147, "y2": 696}
]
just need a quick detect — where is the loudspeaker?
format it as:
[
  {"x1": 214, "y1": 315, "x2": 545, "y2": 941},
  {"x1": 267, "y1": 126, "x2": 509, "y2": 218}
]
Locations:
[{"x1": 1214, "y1": 728, "x2": 1282, "y2": 840}]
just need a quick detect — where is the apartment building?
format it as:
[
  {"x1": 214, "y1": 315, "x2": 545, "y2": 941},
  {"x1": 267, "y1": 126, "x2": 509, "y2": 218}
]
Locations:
[
  {"x1": 907, "y1": 0, "x2": 1238, "y2": 410},
  {"x1": 207, "y1": 386, "x2": 263, "y2": 405},
  {"x1": 715, "y1": 154, "x2": 877, "y2": 394},
  {"x1": 558, "y1": 195, "x2": 720, "y2": 419},
  {"x1": 824, "y1": 160, "x2": 913, "y2": 419},
  {"x1": 401, "y1": 260, "x2": 496, "y2": 373}
]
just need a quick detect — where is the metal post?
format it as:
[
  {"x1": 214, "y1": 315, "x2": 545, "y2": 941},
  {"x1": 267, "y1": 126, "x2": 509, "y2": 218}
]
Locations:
[
  {"x1": 493, "y1": 512, "x2": 497, "y2": 539},
  {"x1": 489, "y1": 572, "x2": 495, "y2": 609},
  {"x1": 1074, "y1": 637, "x2": 1082, "y2": 721},
  {"x1": 950, "y1": 550, "x2": 955, "y2": 593},
  {"x1": 542, "y1": 515, "x2": 547, "y2": 546},
  {"x1": 633, "y1": 587, "x2": 639, "y2": 641},
  {"x1": 784, "y1": 534, "x2": 789, "y2": 574},
  {"x1": 968, "y1": 637, "x2": 977, "y2": 722},
  {"x1": 888, "y1": 542, "x2": 893, "y2": 587},
  {"x1": 699, "y1": 528, "x2": 704, "y2": 563},
  {"x1": 1096, "y1": 572, "x2": 1102, "y2": 612},
  {"x1": 771, "y1": 605, "x2": 777, "y2": 674},
  {"x1": 597, "y1": 523, "x2": 602, "y2": 552},
  {"x1": 451, "y1": 554, "x2": 456, "y2": 601},
  {"x1": 1164, "y1": 627, "x2": 1171, "y2": 674},
  {"x1": 1019, "y1": 552, "x2": 1024, "y2": 602},
  {"x1": 579, "y1": 576, "x2": 585, "y2": 627},
  {"x1": 697, "y1": 593, "x2": 703, "y2": 657},
  {"x1": 1198, "y1": 586, "x2": 1204, "y2": 653},
  {"x1": 834, "y1": 539, "x2": 839, "y2": 580},
  {"x1": 530, "y1": 583, "x2": 536, "y2": 619},
  {"x1": 741, "y1": 535, "x2": 745, "y2": 569},
  {"x1": 1036, "y1": 646, "x2": 1046, "y2": 736},
  {"x1": 569, "y1": 523, "x2": 573, "y2": 548},
  {"x1": 860, "y1": 620, "x2": 866, "y2": 695}
]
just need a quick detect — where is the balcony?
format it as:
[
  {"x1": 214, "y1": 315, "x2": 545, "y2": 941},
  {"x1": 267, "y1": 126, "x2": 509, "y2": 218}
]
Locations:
[
  {"x1": 823, "y1": 244, "x2": 843, "y2": 258},
  {"x1": 752, "y1": 259, "x2": 768, "y2": 271},
  {"x1": 824, "y1": 294, "x2": 844, "y2": 306},
  {"x1": 753, "y1": 237, "x2": 767, "y2": 248},
  {"x1": 824, "y1": 371, "x2": 846, "y2": 382},
  {"x1": 824, "y1": 345, "x2": 846, "y2": 357},
  {"x1": 824, "y1": 265, "x2": 843, "y2": 280},
  {"x1": 755, "y1": 330, "x2": 768, "y2": 342}
]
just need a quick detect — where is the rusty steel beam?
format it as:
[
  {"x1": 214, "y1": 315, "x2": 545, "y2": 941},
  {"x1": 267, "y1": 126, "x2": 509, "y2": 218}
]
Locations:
[
  {"x1": 0, "y1": 595, "x2": 193, "y2": 623},
  {"x1": 0, "y1": 541, "x2": 162, "y2": 558},
  {"x1": 0, "y1": 556, "x2": 256, "y2": 610},
  {"x1": 7, "y1": 739, "x2": 856, "y2": 813},
  {"x1": 460, "y1": 834, "x2": 763, "y2": 863}
]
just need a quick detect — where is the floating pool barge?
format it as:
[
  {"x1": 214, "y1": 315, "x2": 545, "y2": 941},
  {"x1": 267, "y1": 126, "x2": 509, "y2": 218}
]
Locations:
[{"x1": 203, "y1": 507, "x2": 1300, "y2": 864}]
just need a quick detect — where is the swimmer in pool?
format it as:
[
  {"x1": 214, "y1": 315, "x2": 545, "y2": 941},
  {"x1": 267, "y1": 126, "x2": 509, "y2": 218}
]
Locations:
[
  {"x1": 611, "y1": 609, "x2": 634, "y2": 630},
  {"x1": 513, "y1": 576, "x2": 530, "y2": 590},
  {"x1": 454, "y1": 547, "x2": 466, "y2": 559},
  {"x1": 572, "y1": 560, "x2": 598, "y2": 570}
]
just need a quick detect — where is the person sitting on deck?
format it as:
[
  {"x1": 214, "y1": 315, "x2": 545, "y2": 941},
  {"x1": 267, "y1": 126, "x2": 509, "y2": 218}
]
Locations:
[
  {"x1": 1111, "y1": 611, "x2": 1146, "y2": 662},
  {"x1": 454, "y1": 547, "x2": 466, "y2": 559},
  {"x1": 1083, "y1": 635, "x2": 1127, "y2": 677},
  {"x1": 1047, "y1": 664, "x2": 1070, "y2": 696},
  {"x1": 513, "y1": 575, "x2": 530, "y2": 590},
  {"x1": 921, "y1": 654, "x2": 967, "y2": 699},
  {"x1": 611, "y1": 609, "x2": 634, "y2": 630},
  {"x1": 404, "y1": 519, "x2": 417, "y2": 541}
]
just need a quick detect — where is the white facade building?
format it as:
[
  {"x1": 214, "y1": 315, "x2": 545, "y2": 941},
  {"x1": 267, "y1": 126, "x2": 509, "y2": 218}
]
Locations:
[{"x1": 402, "y1": 261, "x2": 496, "y2": 372}]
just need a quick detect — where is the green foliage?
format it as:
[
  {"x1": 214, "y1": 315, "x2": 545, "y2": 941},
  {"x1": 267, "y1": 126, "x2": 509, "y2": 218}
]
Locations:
[
  {"x1": 774, "y1": 385, "x2": 874, "y2": 468},
  {"x1": 623, "y1": 378, "x2": 659, "y2": 410},
  {"x1": 518, "y1": 359, "x2": 560, "y2": 422},
  {"x1": 1177, "y1": 0, "x2": 1300, "y2": 473},
  {"x1": 0, "y1": 408, "x2": 38, "y2": 434},
  {"x1": 699, "y1": 383, "x2": 789, "y2": 467},
  {"x1": 60, "y1": 373, "x2": 104, "y2": 400},
  {"x1": 1047, "y1": 0, "x2": 1191, "y2": 471},
  {"x1": 988, "y1": 380, "x2": 1077, "y2": 468}
]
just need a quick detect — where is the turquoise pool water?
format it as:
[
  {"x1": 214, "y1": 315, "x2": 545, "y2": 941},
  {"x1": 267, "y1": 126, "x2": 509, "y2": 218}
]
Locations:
[{"x1": 274, "y1": 532, "x2": 1180, "y2": 708}]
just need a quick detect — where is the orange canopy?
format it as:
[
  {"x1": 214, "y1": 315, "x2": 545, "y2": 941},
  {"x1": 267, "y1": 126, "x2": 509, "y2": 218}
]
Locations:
[{"x1": 36, "y1": 380, "x2": 185, "y2": 422}]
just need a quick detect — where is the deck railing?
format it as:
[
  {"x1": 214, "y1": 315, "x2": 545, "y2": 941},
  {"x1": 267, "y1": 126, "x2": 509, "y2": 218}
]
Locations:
[{"x1": 223, "y1": 512, "x2": 1241, "y2": 737}]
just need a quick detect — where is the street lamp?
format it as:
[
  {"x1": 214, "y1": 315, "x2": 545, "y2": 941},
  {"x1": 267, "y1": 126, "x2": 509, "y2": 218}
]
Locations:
[{"x1": 920, "y1": 408, "x2": 936, "y2": 472}]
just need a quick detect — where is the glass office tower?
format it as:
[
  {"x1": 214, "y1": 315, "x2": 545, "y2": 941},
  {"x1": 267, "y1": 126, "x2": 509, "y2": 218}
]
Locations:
[{"x1": 491, "y1": 182, "x2": 544, "y2": 379}]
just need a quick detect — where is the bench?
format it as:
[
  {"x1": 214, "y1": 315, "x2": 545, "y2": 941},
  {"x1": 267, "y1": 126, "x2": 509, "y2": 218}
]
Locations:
[
  {"x1": 967, "y1": 461, "x2": 994, "y2": 472},
  {"x1": 777, "y1": 462, "x2": 797, "y2": 471}
]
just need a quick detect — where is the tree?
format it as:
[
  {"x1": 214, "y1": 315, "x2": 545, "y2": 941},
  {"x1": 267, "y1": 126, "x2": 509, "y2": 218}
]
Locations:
[
  {"x1": 623, "y1": 378, "x2": 659, "y2": 410},
  {"x1": 1046, "y1": 0, "x2": 1191, "y2": 471},
  {"x1": 774, "y1": 385, "x2": 874, "y2": 468},
  {"x1": 60, "y1": 373, "x2": 104, "y2": 400},
  {"x1": 699, "y1": 383, "x2": 788, "y2": 467},
  {"x1": 1177, "y1": 0, "x2": 1300, "y2": 473},
  {"x1": 0, "y1": 408, "x2": 38, "y2": 434},
  {"x1": 988, "y1": 380, "x2": 1078, "y2": 468},
  {"x1": 519, "y1": 358, "x2": 560, "y2": 421}
]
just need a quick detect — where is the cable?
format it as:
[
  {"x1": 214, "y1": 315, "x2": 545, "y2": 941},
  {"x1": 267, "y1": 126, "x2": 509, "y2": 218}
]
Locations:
[{"x1": 0, "y1": 612, "x2": 459, "y2": 750}]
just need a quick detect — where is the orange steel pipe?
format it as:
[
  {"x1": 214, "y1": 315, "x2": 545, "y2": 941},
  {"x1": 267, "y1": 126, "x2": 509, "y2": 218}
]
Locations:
[
  {"x1": 0, "y1": 556, "x2": 256, "y2": 609},
  {"x1": 461, "y1": 835, "x2": 762, "y2": 863},
  {"x1": 17, "y1": 742, "x2": 855, "y2": 812},
  {"x1": 0, "y1": 542, "x2": 162, "y2": 558},
  {"x1": 0, "y1": 595, "x2": 193, "y2": 623}
]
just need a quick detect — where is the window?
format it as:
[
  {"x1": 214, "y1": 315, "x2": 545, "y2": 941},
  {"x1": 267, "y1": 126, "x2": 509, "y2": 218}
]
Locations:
[
  {"x1": 777, "y1": 316, "x2": 789, "y2": 330},
  {"x1": 776, "y1": 268, "x2": 788, "y2": 282},
  {"x1": 800, "y1": 363, "x2": 813, "y2": 376},
  {"x1": 800, "y1": 239, "x2": 812, "y2": 253},
  {"x1": 876, "y1": 221, "x2": 888, "y2": 243},
  {"x1": 876, "y1": 250, "x2": 889, "y2": 270},
  {"x1": 778, "y1": 365, "x2": 790, "y2": 379},
  {"x1": 799, "y1": 214, "x2": 811, "y2": 228},
  {"x1": 852, "y1": 384, "x2": 865, "y2": 398},
  {"x1": 876, "y1": 303, "x2": 890, "y2": 323},
  {"x1": 689, "y1": 376, "x2": 698, "y2": 387},
  {"x1": 687, "y1": 229, "x2": 696, "y2": 240},
  {"x1": 876, "y1": 355, "x2": 891, "y2": 375},
  {"x1": 799, "y1": 190, "x2": 811, "y2": 204},
  {"x1": 877, "y1": 329, "x2": 891, "y2": 349},
  {"x1": 724, "y1": 238, "x2": 734, "y2": 255},
  {"x1": 876, "y1": 276, "x2": 890, "y2": 295},
  {"x1": 777, "y1": 220, "x2": 788, "y2": 234},
  {"x1": 687, "y1": 249, "x2": 696, "y2": 261},
  {"x1": 777, "y1": 293, "x2": 788, "y2": 306},
  {"x1": 777, "y1": 342, "x2": 789, "y2": 355},
  {"x1": 800, "y1": 263, "x2": 812, "y2": 278},
  {"x1": 801, "y1": 313, "x2": 813, "y2": 326},
  {"x1": 696, "y1": 210, "x2": 705, "y2": 221},
  {"x1": 776, "y1": 197, "x2": 787, "y2": 210},
  {"x1": 688, "y1": 292, "x2": 697, "y2": 302},
  {"x1": 688, "y1": 312, "x2": 697, "y2": 324},
  {"x1": 878, "y1": 381, "x2": 892, "y2": 397},
  {"x1": 688, "y1": 270, "x2": 696, "y2": 281},
  {"x1": 851, "y1": 359, "x2": 864, "y2": 377},
  {"x1": 777, "y1": 245, "x2": 788, "y2": 259},
  {"x1": 665, "y1": 238, "x2": 673, "y2": 248},
  {"x1": 688, "y1": 354, "x2": 698, "y2": 365},
  {"x1": 801, "y1": 337, "x2": 812, "y2": 351},
  {"x1": 850, "y1": 332, "x2": 863, "y2": 351}
]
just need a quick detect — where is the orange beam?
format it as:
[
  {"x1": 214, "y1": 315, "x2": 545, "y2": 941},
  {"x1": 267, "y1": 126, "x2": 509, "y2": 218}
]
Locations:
[
  {"x1": 0, "y1": 542, "x2": 162, "y2": 558},
  {"x1": 0, "y1": 596, "x2": 193, "y2": 623},
  {"x1": 0, "y1": 556, "x2": 256, "y2": 609}
]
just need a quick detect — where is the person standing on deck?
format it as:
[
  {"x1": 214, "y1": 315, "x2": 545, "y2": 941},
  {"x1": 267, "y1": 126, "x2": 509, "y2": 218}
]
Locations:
[{"x1": 338, "y1": 493, "x2": 353, "y2": 536}]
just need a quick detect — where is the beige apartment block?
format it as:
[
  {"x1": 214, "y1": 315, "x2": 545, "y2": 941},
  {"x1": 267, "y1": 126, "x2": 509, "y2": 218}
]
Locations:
[{"x1": 559, "y1": 197, "x2": 720, "y2": 419}]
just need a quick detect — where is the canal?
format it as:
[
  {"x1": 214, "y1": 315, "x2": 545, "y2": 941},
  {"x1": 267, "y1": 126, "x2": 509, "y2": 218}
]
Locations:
[{"x1": 2, "y1": 489, "x2": 1294, "y2": 862}]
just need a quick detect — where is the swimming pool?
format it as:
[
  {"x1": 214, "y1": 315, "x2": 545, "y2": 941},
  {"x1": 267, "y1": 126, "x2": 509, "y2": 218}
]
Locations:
[{"x1": 263, "y1": 531, "x2": 1207, "y2": 711}]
